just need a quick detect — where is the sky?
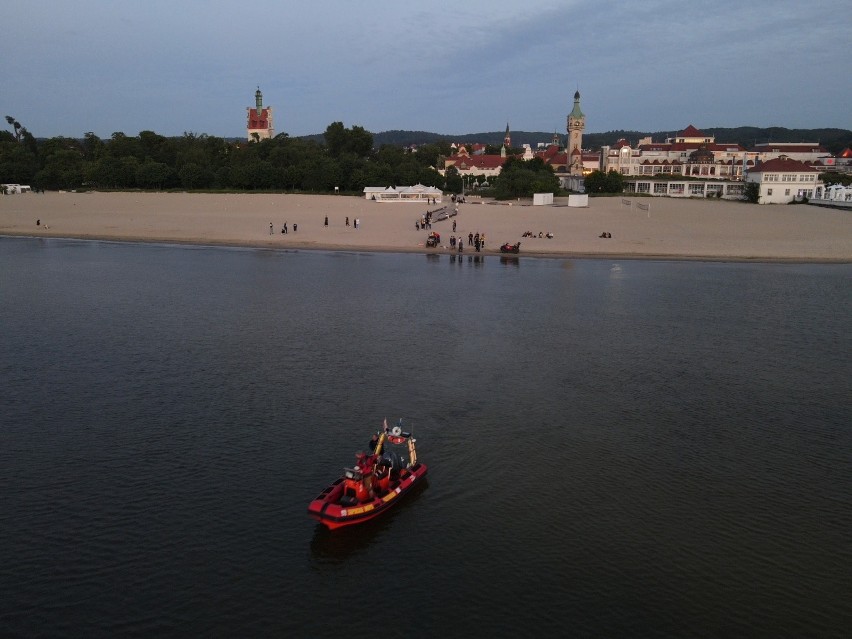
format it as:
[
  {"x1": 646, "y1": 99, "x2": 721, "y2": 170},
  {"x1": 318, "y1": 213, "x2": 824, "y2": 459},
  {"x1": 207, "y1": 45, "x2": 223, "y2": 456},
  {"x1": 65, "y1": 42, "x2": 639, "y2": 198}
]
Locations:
[{"x1": 3, "y1": 0, "x2": 850, "y2": 139}]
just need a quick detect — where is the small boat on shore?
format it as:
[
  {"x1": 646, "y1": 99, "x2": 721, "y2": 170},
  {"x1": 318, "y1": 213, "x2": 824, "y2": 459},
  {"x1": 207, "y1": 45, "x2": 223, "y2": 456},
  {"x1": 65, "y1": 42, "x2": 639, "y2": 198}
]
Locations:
[{"x1": 307, "y1": 419, "x2": 428, "y2": 530}]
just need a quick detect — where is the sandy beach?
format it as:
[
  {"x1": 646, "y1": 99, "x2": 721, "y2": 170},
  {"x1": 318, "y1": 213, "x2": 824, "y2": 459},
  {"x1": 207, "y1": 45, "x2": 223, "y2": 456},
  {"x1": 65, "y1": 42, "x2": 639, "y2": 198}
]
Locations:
[{"x1": 1, "y1": 191, "x2": 850, "y2": 262}]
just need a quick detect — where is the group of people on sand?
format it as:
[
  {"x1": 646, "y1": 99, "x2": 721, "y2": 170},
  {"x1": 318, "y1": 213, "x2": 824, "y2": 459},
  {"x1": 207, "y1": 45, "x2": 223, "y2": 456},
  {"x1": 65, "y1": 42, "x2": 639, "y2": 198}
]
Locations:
[
  {"x1": 416, "y1": 210, "x2": 434, "y2": 231},
  {"x1": 599, "y1": 232, "x2": 612, "y2": 238},
  {"x1": 522, "y1": 231, "x2": 553, "y2": 239},
  {"x1": 269, "y1": 221, "x2": 298, "y2": 234},
  {"x1": 446, "y1": 231, "x2": 486, "y2": 252}
]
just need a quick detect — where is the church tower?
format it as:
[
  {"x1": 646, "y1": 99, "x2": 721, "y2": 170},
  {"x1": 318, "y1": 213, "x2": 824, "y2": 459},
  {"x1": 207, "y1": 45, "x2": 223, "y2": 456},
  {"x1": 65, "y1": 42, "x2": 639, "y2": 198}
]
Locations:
[
  {"x1": 246, "y1": 87, "x2": 274, "y2": 141},
  {"x1": 567, "y1": 90, "x2": 585, "y2": 175},
  {"x1": 504, "y1": 123, "x2": 511, "y2": 148}
]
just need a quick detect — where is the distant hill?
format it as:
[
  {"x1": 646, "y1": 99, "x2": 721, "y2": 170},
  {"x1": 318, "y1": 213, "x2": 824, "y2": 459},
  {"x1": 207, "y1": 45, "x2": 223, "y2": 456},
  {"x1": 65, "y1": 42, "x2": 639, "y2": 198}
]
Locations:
[{"x1": 296, "y1": 127, "x2": 852, "y2": 155}]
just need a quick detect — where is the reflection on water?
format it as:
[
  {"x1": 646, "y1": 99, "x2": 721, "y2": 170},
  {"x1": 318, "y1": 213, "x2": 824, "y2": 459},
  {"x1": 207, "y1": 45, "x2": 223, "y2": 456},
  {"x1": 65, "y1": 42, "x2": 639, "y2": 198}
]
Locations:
[{"x1": 309, "y1": 480, "x2": 429, "y2": 564}]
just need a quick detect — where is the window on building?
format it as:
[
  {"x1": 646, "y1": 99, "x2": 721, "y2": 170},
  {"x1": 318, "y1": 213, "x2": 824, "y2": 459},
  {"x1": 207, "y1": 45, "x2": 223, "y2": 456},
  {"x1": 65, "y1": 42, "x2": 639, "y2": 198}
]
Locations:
[
  {"x1": 764, "y1": 173, "x2": 779, "y2": 181},
  {"x1": 654, "y1": 183, "x2": 667, "y2": 194},
  {"x1": 767, "y1": 188, "x2": 773, "y2": 196},
  {"x1": 785, "y1": 189, "x2": 790, "y2": 195}
]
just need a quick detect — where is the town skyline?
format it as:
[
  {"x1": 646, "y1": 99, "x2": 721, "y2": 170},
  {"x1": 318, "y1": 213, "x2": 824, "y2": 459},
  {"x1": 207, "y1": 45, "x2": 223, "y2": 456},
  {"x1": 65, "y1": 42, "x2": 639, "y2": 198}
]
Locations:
[{"x1": 3, "y1": 1, "x2": 850, "y2": 139}]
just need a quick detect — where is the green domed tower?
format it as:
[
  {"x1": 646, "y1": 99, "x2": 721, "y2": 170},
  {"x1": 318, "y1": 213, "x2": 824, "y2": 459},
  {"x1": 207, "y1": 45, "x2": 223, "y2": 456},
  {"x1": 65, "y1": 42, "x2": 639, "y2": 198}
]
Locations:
[
  {"x1": 246, "y1": 87, "x2": 274, "y2": 141},
  {"x1": 567, "y1": 90, "x2": 585, "y2": 175}
]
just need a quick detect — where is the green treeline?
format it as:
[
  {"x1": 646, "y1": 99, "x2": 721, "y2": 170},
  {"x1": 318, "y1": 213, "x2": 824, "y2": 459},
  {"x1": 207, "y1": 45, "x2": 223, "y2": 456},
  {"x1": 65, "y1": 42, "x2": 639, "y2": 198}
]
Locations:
[{"x1": 0, "y1": 118, "x2": 561, "y2": 198}]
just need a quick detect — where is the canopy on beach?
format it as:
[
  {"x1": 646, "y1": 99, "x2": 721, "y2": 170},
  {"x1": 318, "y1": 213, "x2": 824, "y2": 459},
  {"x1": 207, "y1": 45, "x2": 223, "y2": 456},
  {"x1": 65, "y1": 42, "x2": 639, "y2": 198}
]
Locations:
[{"x1": 364, "y1": 184, "x2": 443, "y2": 202}]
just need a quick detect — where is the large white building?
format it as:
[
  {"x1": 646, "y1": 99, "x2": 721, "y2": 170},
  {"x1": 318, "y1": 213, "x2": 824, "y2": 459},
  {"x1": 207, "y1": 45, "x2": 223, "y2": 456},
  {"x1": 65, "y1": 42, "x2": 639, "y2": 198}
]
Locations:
[
  {"x1": 602, "y1": 126, "x2": 835, "y2": 180},
  {"x1": 602, "y1": 125, "x2": 750, "y2": 179},
  {"x1": 745, "y1": 156, "x2": 820, "y2": 204}
]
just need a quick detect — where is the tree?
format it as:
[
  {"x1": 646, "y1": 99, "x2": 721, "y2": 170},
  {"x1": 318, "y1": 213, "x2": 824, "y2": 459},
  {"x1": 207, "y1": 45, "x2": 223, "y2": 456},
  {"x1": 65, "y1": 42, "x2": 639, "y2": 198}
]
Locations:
[
  {"x1": 135, "y1": 160, "x2": 172, "y2": 189},
  {"x1": 819, "y1": 172, "x2": 851, "y2": 187},
  {"x1": 583, "y1": 170, "x2": 624, "y2": 194},
  {"x1": 605, "y1": 170, "x2": 624, "y2": 193},
  {"x1": 108, "y1": 132, "x2": 142, "y2": 160},
  {"x1": 444, "y1": 165, "x2": 463, "y2": 194},
  {"x1": 493, "y1": 157, "x2": 559, "y2": 199},
  {"x1": 348, "y1": 125, "x2": 373, "y2": 157},
  {"x1": 743, "y1": 182, "x2": 759, "y2": 203},
  {"x1": 178, "y1": 162, "x2": 207, "y2": 189},
  {"x1": 324, "y1": 122, "x2": 374, "y2": 158},
  {"x1": 82, "y1": 132, "x2": 105, "y2": 161},
  {"x1": 5, "y1": 115, "x2": 23, "y2": 142}
]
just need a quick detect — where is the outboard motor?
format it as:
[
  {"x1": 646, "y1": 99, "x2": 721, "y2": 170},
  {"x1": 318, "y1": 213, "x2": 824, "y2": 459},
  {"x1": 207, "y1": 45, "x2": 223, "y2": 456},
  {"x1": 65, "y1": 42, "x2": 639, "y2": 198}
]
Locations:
[{"x1": 379, "y1": 451, "x2": 403, "y2": 472}]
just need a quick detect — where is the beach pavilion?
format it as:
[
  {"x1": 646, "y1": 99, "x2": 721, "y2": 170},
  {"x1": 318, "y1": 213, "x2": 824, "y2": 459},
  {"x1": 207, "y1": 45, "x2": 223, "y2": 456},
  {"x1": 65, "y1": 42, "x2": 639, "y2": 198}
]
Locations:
[{"x1": 364, "y1": 184, "x2": 443, "y2": 202}]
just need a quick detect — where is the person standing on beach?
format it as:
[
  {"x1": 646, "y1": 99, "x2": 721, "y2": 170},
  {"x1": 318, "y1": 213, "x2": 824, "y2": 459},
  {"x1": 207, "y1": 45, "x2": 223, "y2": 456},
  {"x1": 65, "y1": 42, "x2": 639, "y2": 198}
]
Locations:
[
  {"x1": 293, "y1": 223, "x2": 297, "y2": 233},
  {"x1": 468, "y1": 232, "x2": 473, "y2": 246},
  {"x1": 324, "y1": 216, "x2": 328, "y2": 227},
  {"x1": 355, "y1": 218, "x2": 359, "y2": 229},
  {"x1": 346, "y1": 216, "x2": 350, "y2": 227},
  {"x1": 269, "y1": 222, "x2": 273, "y2": 235},
  {"x1": 452, "y1": 220, "x2": 456, "y2": 232}
]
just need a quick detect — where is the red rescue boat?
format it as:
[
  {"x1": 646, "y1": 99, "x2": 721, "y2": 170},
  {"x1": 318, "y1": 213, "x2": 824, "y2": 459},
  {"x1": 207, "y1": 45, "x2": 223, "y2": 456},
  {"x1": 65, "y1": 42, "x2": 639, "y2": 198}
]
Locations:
[{"x1": 308, "y1": 419, "x2": 428, "y2": 530}]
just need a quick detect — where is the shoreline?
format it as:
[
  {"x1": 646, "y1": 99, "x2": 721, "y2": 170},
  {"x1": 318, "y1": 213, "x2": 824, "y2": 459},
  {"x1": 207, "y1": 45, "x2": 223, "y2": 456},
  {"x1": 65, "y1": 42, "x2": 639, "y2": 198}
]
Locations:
[
  {"x1": 2, "y1": 191, "x2": 850, "y2": 263},
  {"x1": 4, "y1": 232, "x2": 849, "y2": 264}
]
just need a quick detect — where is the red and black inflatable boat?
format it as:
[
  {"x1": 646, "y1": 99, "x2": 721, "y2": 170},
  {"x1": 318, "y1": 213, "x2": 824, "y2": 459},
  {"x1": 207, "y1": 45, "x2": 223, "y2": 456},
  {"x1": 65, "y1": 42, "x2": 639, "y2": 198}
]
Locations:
[{"x1": 308, "y1": 419, "x2": 427, "y2": 530}]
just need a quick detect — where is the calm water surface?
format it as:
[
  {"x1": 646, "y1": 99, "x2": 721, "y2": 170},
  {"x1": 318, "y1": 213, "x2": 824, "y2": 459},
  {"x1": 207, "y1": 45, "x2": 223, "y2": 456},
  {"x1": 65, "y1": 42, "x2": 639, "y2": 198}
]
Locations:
[{"x1": 1, "y1": 237, "x2": 850, "y2": 637}]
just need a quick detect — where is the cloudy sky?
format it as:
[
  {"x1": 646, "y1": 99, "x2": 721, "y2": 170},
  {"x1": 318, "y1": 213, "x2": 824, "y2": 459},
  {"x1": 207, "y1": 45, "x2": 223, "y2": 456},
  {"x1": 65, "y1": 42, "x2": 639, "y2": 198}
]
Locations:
[{"x1": 3, "y1": 0, "x2": 850, "y2": 139}]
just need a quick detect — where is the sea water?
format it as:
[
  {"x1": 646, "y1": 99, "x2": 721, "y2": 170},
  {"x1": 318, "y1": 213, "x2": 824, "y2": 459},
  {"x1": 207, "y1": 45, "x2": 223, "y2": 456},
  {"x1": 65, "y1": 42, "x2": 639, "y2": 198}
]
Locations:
[{"x1": 1, "y1": 237, "x2": 850, "y2": 637}]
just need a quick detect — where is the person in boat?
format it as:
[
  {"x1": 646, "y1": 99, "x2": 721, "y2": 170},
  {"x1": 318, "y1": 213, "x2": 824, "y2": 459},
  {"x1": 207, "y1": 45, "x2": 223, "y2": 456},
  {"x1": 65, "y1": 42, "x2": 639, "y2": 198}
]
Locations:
[
  {"x1": 369, "y1": 432, "x2": 383, "y2": 455},
  {"x1": 353, "y1": 452, "x2": 378, "y2": 499}
]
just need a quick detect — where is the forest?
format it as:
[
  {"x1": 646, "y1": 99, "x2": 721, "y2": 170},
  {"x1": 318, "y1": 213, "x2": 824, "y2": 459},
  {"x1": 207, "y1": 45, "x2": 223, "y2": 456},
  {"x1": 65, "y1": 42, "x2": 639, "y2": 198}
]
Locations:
[{"x1": 0, "y1": 117, "x2": 559, "y2": 198}]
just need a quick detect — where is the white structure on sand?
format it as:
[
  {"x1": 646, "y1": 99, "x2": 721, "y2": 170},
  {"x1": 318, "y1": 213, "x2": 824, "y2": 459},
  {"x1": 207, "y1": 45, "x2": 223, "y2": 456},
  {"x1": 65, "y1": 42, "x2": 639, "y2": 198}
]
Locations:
[{"x1": 364, "y1": 184, "x2": 443, "y2": 202}]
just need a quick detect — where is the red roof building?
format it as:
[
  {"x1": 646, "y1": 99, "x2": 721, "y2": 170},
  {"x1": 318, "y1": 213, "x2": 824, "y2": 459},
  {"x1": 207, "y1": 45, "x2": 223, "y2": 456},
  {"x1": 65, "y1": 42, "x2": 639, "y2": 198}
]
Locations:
[
  {"x1": 246, "y1": 88, "x2": 274, "y2": 141},
  {"x1": 745, "y1": 156, "x2": 820, "y2": 204}
]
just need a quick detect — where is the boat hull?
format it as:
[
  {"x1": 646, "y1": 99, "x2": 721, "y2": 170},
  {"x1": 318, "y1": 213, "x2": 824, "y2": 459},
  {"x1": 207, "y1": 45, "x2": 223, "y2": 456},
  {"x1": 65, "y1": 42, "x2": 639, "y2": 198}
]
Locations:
[{"x1": 307, "y1": 462, "x2": 428, "y2": 530}]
